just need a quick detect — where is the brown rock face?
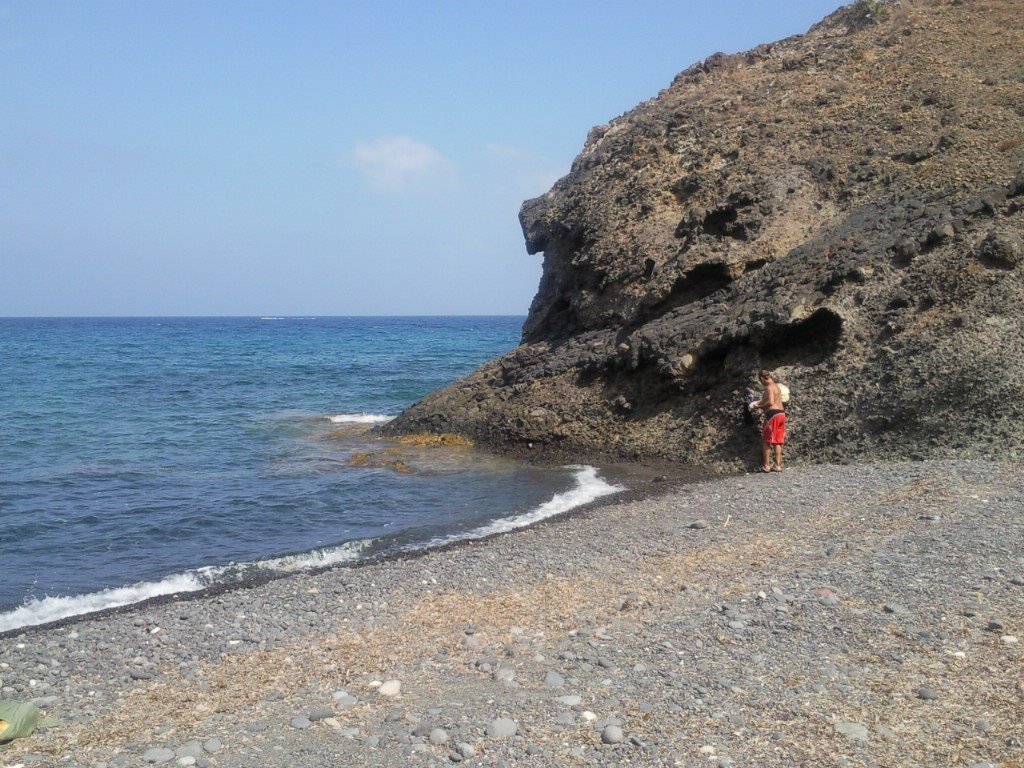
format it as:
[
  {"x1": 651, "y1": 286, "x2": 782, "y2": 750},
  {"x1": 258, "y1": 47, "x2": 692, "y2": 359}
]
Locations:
[{"x1": 386, "y1": 0, "x2": 1024, "y2": 467}]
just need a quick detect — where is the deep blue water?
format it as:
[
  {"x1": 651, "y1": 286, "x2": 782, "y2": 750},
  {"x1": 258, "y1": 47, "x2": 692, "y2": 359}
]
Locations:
[{"x1": 0, "y1": 317, "x2": 621, "y2": 631}]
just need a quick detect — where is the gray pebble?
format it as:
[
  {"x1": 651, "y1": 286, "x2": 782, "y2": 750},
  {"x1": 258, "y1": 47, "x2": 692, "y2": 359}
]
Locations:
[
  {"x1": 917, "y1": 686, "x2": 939, "y2": 700},
  {"x1": 413, "y1": 722, "x2": 433, "y2": 738},
  {"x1": 883, "y1": 602, "x2": 909, "y2": 615},
  {"x1": 289, "y1": 715, "x2": 312, "y2": 729},
  {"x1": 141, "y1": 748, "x2": 175, "y2": 765},
  {"x1": 456, "y1": 742, "x2": 477, "y2": 758},
  {"x1": 332, "y1": 692, "x2": 358, "y2": 709},
  {"x1": 688, "y1": 520, "x2": 709, "y2": 529},
  {"x1": 430, "y1": 727, "x2": 449, "y2": 745},
  {"x1": 175, "y1": 742, "x2": 203, "y2": 758},
  {"x1": 202, "y1": 738, "x2": 222, "y2": 754},
  {"x1": 493, "y1": 668, "x2": 515, "y2": 683},
  {"x1": 544, "y1": 670, "x2": 565, "y2": 688},
  {"x1": 601, "y1": 725, "x2": 624, "y2": 744},
  {"x1": 486, "y1": 717, "x2": 518, "y2": 739}
]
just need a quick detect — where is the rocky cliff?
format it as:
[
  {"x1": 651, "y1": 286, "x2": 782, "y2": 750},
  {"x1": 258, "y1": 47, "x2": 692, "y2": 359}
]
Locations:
[{"x1": 386, "y1": 0, "x2": 1024, "y2": 467}]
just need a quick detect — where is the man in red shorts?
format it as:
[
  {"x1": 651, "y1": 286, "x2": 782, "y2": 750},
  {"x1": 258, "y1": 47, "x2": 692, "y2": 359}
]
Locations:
[{"x1": 751, "y1": 369, "x2": 786, "y2": 472}]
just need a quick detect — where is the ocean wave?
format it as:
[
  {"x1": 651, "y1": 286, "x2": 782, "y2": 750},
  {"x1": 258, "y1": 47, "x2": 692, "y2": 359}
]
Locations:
[
  {"x1": 0, "y1": 467, "x2": 619, "y2": 634},
  {"x1": 252, "y1": 540, "x2": 369, "y2": 573},
  {"x1": 0, "y1": 540, "x2": 373, "y2": 634},
  {"x1": 414, "y1": 465, "x2": 624, "y2": 550},
  {"x1": 0, "y1": 572, "x2": 211, "y2": 634},
  {"x1": 328, "y1": 413, "x2": 394, "y2": 424}
]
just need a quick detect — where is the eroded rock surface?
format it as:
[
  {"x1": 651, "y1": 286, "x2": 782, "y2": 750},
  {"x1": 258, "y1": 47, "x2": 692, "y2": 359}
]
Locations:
[{"x1": 387, "y1": 1, "x2": 1024, "y2": 466}]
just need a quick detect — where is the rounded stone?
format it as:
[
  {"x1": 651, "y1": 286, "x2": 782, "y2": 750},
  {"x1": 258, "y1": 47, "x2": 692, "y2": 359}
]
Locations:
[
  {"x1": 601, "y1": 725, "x2": 624, "y2": 744},
  {"x1": 493, "y1": 668, "x2": 515, "y2": 683},
  {"x1": 142, "y1": 748, "x2": 175, "y2": 764},
  {"x1": 378, "y1": 679, "x2": 402, "y2": 697},
  {"x1": 544, "y1": 670, "x2": 565, "y2": 688},
  {"x1": 429, "y1": 727, "x2": 449, "y2": 745},
  {"x1": 486, "y1": 717, "x2": 518, "y2": 739},
  {"x1": 175, "y1": 742, "x2": 203, "y2": 758}
]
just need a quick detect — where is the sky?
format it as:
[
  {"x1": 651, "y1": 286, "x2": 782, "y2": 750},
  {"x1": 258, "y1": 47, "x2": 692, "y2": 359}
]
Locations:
[{"x1": 1, "y1": 1, "x2": 844, "y2": 317}]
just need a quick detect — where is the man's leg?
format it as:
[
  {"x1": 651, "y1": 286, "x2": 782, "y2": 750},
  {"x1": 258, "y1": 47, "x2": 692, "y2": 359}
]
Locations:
[
  {"x1": 762, "y1": 443, "x2": 772, "y2": 471},
  {"x1": 774, "y1": 444, "x2": 783, "y2": 470}
]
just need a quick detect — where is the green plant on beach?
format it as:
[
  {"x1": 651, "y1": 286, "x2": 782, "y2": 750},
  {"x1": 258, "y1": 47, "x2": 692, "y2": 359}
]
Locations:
[{"x1": 855, "y1": 0, "x2": 892, "y2": 22}]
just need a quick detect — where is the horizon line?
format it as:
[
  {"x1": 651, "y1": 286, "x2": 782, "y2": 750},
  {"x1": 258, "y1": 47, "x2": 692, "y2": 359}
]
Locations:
[{"x1": 0, "y1": 313, "x2": 529, "y2": 320}]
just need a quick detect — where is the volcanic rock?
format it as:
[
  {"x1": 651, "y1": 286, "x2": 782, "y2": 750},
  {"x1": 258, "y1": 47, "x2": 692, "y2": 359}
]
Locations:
[{"x1": 386, "y1": 1, "x2": 1024, "y2": 466}]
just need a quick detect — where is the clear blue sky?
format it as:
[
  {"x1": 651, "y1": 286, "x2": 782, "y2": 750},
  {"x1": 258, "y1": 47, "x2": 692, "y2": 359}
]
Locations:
[{"x1": 2, "y1": 1, "x2": 843, "y2": 317}]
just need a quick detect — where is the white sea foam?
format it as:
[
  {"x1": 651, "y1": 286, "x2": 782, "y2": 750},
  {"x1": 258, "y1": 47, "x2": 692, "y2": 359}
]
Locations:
[
  {"x1": 0, "y1": 572, "x2": 211, "y2": 634},
  {"x1": 254, "y1": 540, "x2": 369, "y2": 572},
  {"x1": 415, "y1": 465, "x2": 624, "y2": 550},
  {"x1": 328, "y1": 413, "x2": 394, "y2": 424},
  {"x1": 0, "y1": 540, "x2": 373, "y2": 634}
]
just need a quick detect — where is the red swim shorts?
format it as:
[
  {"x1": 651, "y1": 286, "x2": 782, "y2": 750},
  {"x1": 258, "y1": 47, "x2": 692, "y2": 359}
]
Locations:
[{"x1": 762, "y1": 413, "x2": 786, "y2": 445}]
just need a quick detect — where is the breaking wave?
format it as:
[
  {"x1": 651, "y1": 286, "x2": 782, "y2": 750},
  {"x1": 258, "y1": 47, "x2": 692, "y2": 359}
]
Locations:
[
  {"x1": 414, "y1": 465, "x2": 624, "y2": 550},
  {"x1": 328, "y1": 413, "x2": 395, "y2": 424},
  {"x1": 0, "y1": 466, "x2": 623, "y2": 634},
  {"x1": 0, "y1": 540, "x2": 372, "y2": 634}
]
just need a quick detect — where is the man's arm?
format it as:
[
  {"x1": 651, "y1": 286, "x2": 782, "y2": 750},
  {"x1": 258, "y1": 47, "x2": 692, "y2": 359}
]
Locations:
[{"x1": 752, "y1": 385, "x2": 771, "y2": 410}]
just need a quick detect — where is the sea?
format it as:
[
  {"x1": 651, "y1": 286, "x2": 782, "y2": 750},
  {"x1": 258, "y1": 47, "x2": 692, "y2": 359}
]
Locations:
[{"x1": 0, "y1": 316, "x2": 623, "y2": 634}]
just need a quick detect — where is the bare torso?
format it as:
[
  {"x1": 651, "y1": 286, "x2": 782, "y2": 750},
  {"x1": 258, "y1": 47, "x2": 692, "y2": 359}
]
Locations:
[{"x1": 761, "y1": 380, "x2": 783, "y2": 412}]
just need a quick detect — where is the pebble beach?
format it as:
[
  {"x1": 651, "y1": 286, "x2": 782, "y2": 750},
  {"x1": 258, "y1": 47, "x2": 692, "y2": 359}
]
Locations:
[{"x1": 2, "y1": 459, "x2": 1022, "y2": 768}]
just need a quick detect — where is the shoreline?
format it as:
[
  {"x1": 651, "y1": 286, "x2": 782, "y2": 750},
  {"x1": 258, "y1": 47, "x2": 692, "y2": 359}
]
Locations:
[
  {"x1": 0, "y1": 459, "x2": 723, "y2": 641},
  {"x1": 2, "y1": 459, "x2": 1021, "y2": 767}
]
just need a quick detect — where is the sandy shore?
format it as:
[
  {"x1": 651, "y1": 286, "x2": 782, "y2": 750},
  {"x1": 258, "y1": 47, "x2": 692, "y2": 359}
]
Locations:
[{"x1": 2, "y1": 460, "x2": 1022, "y2": 768}]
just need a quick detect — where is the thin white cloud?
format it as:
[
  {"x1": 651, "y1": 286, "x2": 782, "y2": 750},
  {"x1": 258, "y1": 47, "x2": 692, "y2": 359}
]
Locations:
[{"x1": 352, "y1": 136, "x2": 453, "y2": 193}]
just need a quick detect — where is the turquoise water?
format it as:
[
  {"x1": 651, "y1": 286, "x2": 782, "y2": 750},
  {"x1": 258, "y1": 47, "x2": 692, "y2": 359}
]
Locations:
[{"x1": 0, "y1": 317, "x2": 622, "y2": 632}]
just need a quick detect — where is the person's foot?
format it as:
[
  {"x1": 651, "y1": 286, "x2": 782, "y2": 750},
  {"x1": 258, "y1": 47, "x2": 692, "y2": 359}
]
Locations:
[
  {"x1": 772, "y1": 466, "x2": 783, "y2": 472},
  {"x1": 759, "y1": 466, "x2": 772, "y2": 473}
]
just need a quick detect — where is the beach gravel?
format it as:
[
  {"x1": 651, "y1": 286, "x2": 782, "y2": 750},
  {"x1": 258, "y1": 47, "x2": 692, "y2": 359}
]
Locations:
[{"x1": 1, "y1": 460, "x2": 1022, "y2": 767}]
